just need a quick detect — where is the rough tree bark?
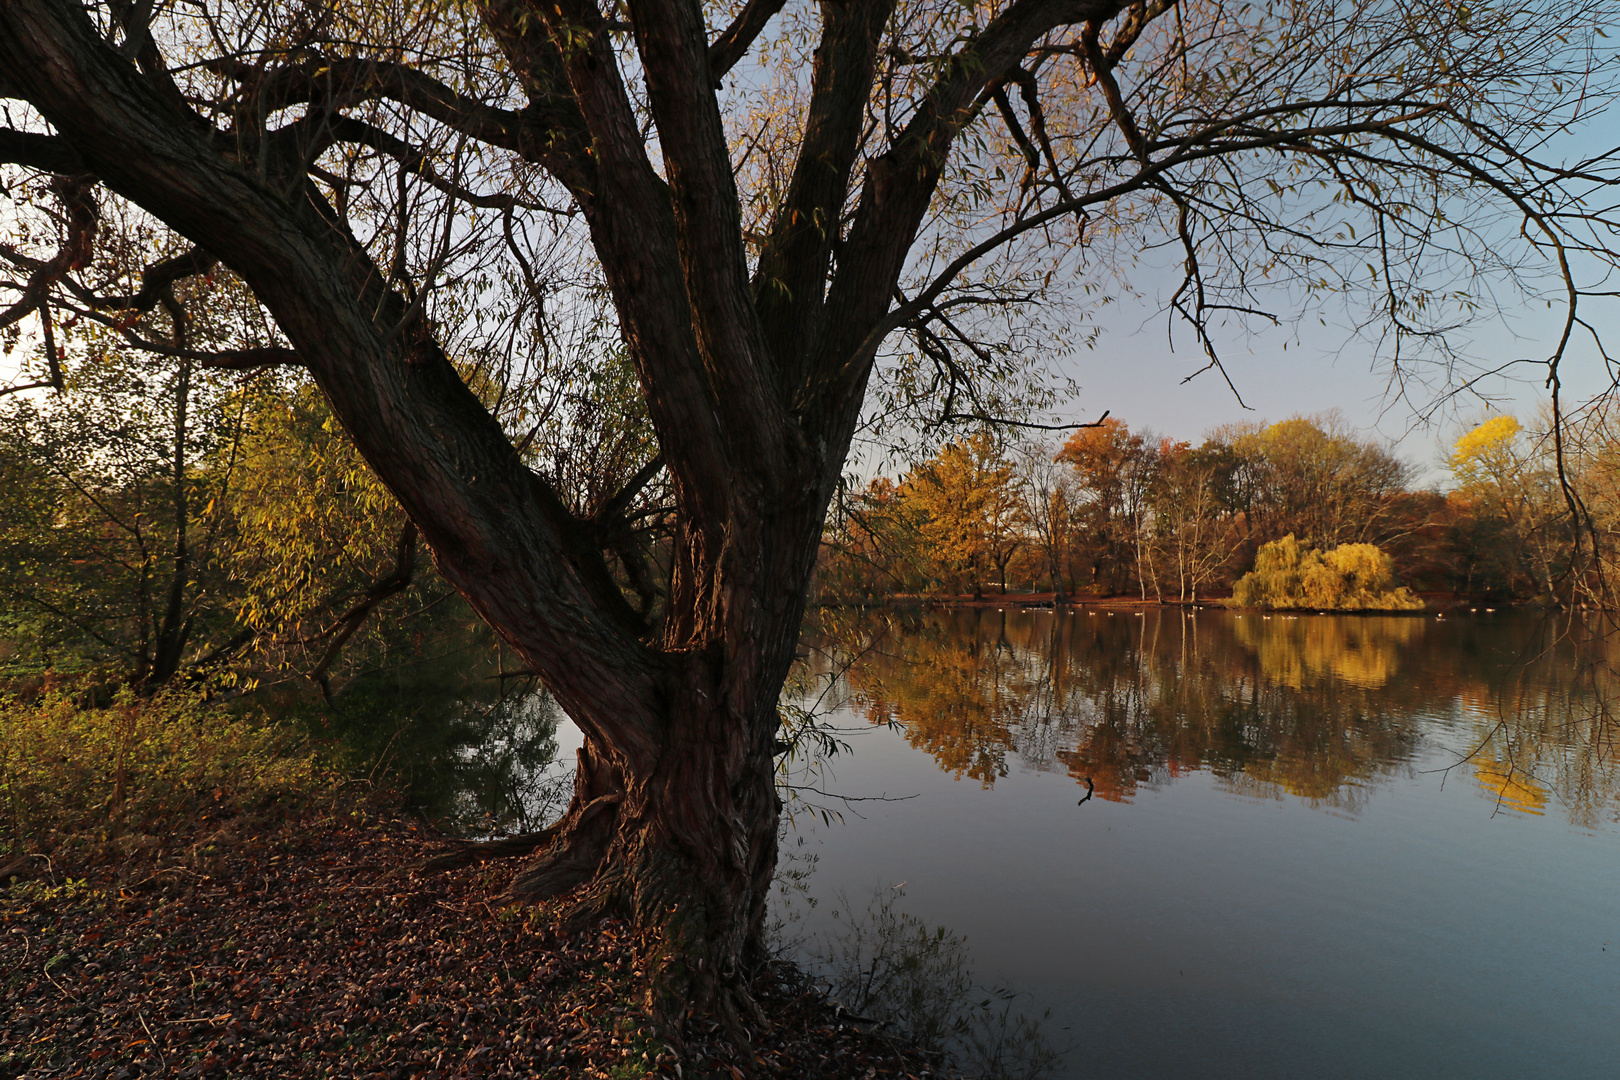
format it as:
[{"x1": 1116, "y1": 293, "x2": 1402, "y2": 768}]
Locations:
[
  {"x1": 0, "y1": 0, "x2": 1129, "y2": 1027},
  {"x1": 8, "y1": 0, "x2": 1602, "y2": 1040}
]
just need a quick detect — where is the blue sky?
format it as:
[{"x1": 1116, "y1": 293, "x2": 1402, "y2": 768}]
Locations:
[
  {"x1": 1054, "y1": 102, "x2": 1620, "y2": 487},
  {"x1": 1055, "y1": 281, "x2": 1595, "y2": 487}
]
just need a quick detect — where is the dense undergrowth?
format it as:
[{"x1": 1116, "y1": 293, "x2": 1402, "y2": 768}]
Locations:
[
  {"x1": 0, "y1": 683, "x2": 339, "y2": 867},
  {"x1": 0, "y1": 684, "x2": 1036, "y2": 1079}
]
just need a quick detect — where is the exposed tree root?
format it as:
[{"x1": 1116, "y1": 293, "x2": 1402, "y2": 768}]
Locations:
[
  {"x1": 507, "y1": 796, "x2": 620, "y2": 900},
  {"x1": 422, "y1": 731, "x2": 781, "y2": 1068},
  {"x1": 421, "y1": 828, "x2": 553, "y2": 870},
  {"x1": 421, "y1": 791, "x2": 621, "y2": 871},
  {"x1": 429, "y1": 804, "x2": 772, "y2": 1061}
]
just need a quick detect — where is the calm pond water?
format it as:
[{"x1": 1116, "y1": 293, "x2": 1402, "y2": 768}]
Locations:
[
  {"x1": 406, "y1": 606, "x2": 1620, "y2": 1078},
  {"x1": 769, "y1": 608, "x2": 1620, "y2": 1079}
]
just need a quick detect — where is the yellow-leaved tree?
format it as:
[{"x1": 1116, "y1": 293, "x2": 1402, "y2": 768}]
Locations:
[
  {"x1": 1449, "y1": 415, "x2": 1524, "y2": 492},
  {"x1": 901, "y1": 432, "x2": 1022, "y2": 597},
  {"x1": 228, "y1": 384, "x2": 423, "y2": 698},
  {"x1": 1230, "y1": 535, "x2": 1424, "y2": 611},
  {"x1": 1446, "y1": 414, "x2": 1566, "y2": 599}
]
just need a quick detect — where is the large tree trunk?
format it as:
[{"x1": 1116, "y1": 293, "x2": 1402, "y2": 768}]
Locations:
[
  {"x1": 473, "y1": 658, "x2": 794, "y2": 1039},
  {"x1": 428, "y1": 659, "x2": 792, "y2": 1038},
  {"x1": 518, "y1": 694, "x2": 783, "y2": 1025},
  {"x1": 434, "y1": 487, "x2": 827, "y2": 1030},
  {"x1": 0, "y1": 0, "x2": 1129, "y2": 1041}
]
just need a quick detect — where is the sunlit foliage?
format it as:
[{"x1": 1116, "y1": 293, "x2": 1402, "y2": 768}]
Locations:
[
  {"x1": 1444, "y1": 413, "x2": 1568, "y2": 600},
  {"x1": 227, "y1": 383, "x2": 421, "y2": 675},
  {"x1": 1229, "y1": 534, "x2": 1423, "y2": 611},
  {"x1": 823, "y1": 411, "x2": 1442, "y2": 603},
  {"x1": 0, "y1": 685, "x2": 336, "y2": 860}
]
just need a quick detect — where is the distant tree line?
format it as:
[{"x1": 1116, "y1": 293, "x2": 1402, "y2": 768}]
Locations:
[{"x1": 820, "y1": 409, "x2": 1608, "y2": 606}]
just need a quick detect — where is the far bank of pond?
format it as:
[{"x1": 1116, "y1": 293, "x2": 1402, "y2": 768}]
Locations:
[{"x1": 821, "y1": 589, "x2": 1500, "y2": 613}]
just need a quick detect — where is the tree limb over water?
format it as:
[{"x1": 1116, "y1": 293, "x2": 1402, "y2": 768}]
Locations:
[{"x1": 3, "y1": 0, "x2": 1618, "y2": 1040}]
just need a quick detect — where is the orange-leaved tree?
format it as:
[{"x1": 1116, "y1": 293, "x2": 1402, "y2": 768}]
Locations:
[{"x1": 3, "y1": 0, "x2": 1618, "y2": 1028}]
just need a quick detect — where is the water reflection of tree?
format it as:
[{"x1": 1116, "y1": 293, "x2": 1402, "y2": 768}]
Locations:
[
  {"x1": 812, "y1": 609, "x2": 1620, "y2": 822},
  {"x1": 1455, "y1": 619, "x2": 1620, "y2": 828},
  {"x1": 268, "y1": 620, "x2": 565, "y2": 835},
  {"x1": 1230, "y1": 615, "x2": 1424, "y2": 689}
]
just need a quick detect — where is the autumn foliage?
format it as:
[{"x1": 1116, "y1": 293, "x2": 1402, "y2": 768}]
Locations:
[
  {"x1": 825, "y1": 413, "x2": 1430, "y2": 603},
  {"x1": 1229, "y1": 535, "x2": 1424, "y2": 611},
  {"x1": 821, "y1": 408, "x2": 1620, "y2": 607}
]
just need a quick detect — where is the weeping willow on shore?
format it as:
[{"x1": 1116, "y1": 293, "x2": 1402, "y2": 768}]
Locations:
[{"x1": 1229, "y1": 536, "x2": 1425, "y2": 612}]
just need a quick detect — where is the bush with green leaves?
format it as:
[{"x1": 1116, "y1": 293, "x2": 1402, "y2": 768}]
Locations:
[
  {"x1": 1230, "y1": 535, "x2": 1425, "y2": 611},
  {"x1": 0, "y1": 686, "x2": 337, "y2": 859}
]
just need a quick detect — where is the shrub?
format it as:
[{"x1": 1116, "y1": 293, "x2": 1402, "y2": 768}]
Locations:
[
  {"x1": 0, "y1": 686, "x2": 338, "y2": 860},
  {"x1": 1229, "y1": 535, "x2": 1424, "y2": 611}
]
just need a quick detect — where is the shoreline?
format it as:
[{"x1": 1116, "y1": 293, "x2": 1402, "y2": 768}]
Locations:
[{"x1": 816, "y1": 591, "x2": 1514, "y2": 614}]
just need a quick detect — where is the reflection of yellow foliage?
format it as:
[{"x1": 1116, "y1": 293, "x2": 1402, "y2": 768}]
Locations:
[
  {"x1": 810, "y1": 607, "x2": 1620, "y2": 824},
  {"x1": 849, "y1": 613, "x2": 1033, "y2": 786},
  {"x1": 1232, "y1": 615, "x2": 1424, "y2": 689},
  {"x1": 1240, "y1": 756, "x2": 1354, "y2": 801},
  {"x1": 1471, "y1": 757, "x2": 1548, "y2": 816}
]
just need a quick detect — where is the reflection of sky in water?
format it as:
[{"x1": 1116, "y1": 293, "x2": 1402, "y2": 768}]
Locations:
[
  {"x1": 447, "y1": 691, "x2": 574, "y2": 837},
  {"x1": 776, "y1": 609, "x2": 1620, "y2": 1080}
]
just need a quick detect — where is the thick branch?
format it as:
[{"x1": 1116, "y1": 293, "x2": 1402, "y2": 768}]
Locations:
[
  {"x1": 591, "y1": 452, "x2": 666, "y2": 535},
  {"x1": 0, "y1": 174, "x2": 96, "y2": 335},
  {"x1": 936, "y1": 408, "x2": 1112, "y2": 431},
  {"x1": 815, "y1": 0, "x2": 1128, "y2": 423},
  {"x1": 213, "y1": 56, "x2": 527, "y2": 153},
  {"x1": 0, "y1": 0, "x2": 668, "y2": 763},
  {"x1": 754, "y1": 0, "x2": 896, "y2": 397},
  {"x1": 93, "y1": 246, "x2": 216, "y2": 312},
  {"x1": 1081, "y1": 18, "x2": 1146, "y2": 160},
  {"x1": 708, "y1": 0, "x2": 788, "y2": 80},
  {"x1": 0, "y1": 128, "x2": 86, "y2": 172},
  {"x1": 629, "y1": 0, "x2": 791, "y2": 476},
  {"x1": 484, "y1": 0, "x2": 741, "y2": 534},
  {"x1": 471, "y1": 0, "x2": 601, "y2": 195}
]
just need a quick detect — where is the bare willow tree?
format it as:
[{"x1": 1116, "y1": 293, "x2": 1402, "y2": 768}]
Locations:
[{"x1": 3, "y1": 0, "x2": 1618, "y2": 1028}]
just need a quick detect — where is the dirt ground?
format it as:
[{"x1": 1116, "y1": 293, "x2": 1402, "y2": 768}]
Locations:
[{"x1": 1, "y1": 812, "x2": 937, "y2": 1079}]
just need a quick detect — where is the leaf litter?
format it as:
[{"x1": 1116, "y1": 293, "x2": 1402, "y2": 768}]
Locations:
[{"x1": 1, "y1": 811, "x2": 941, "y2": 1079}]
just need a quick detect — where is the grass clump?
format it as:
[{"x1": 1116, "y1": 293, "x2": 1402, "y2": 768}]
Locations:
[
  {"x1": 1229, "y1": 534, "x2": 1425, "y2": 612},
  {"x1": 0, "y1": 684, "x2": 339, "y2": 862}
]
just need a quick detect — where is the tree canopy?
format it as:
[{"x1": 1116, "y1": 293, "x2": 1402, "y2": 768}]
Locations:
[
  {"x1": 3, "y1": 0, "x2": 1619, "y2": 1031},
  {"x1": 826, "y1": 412, "x2": 1439, "y2": 603}
]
